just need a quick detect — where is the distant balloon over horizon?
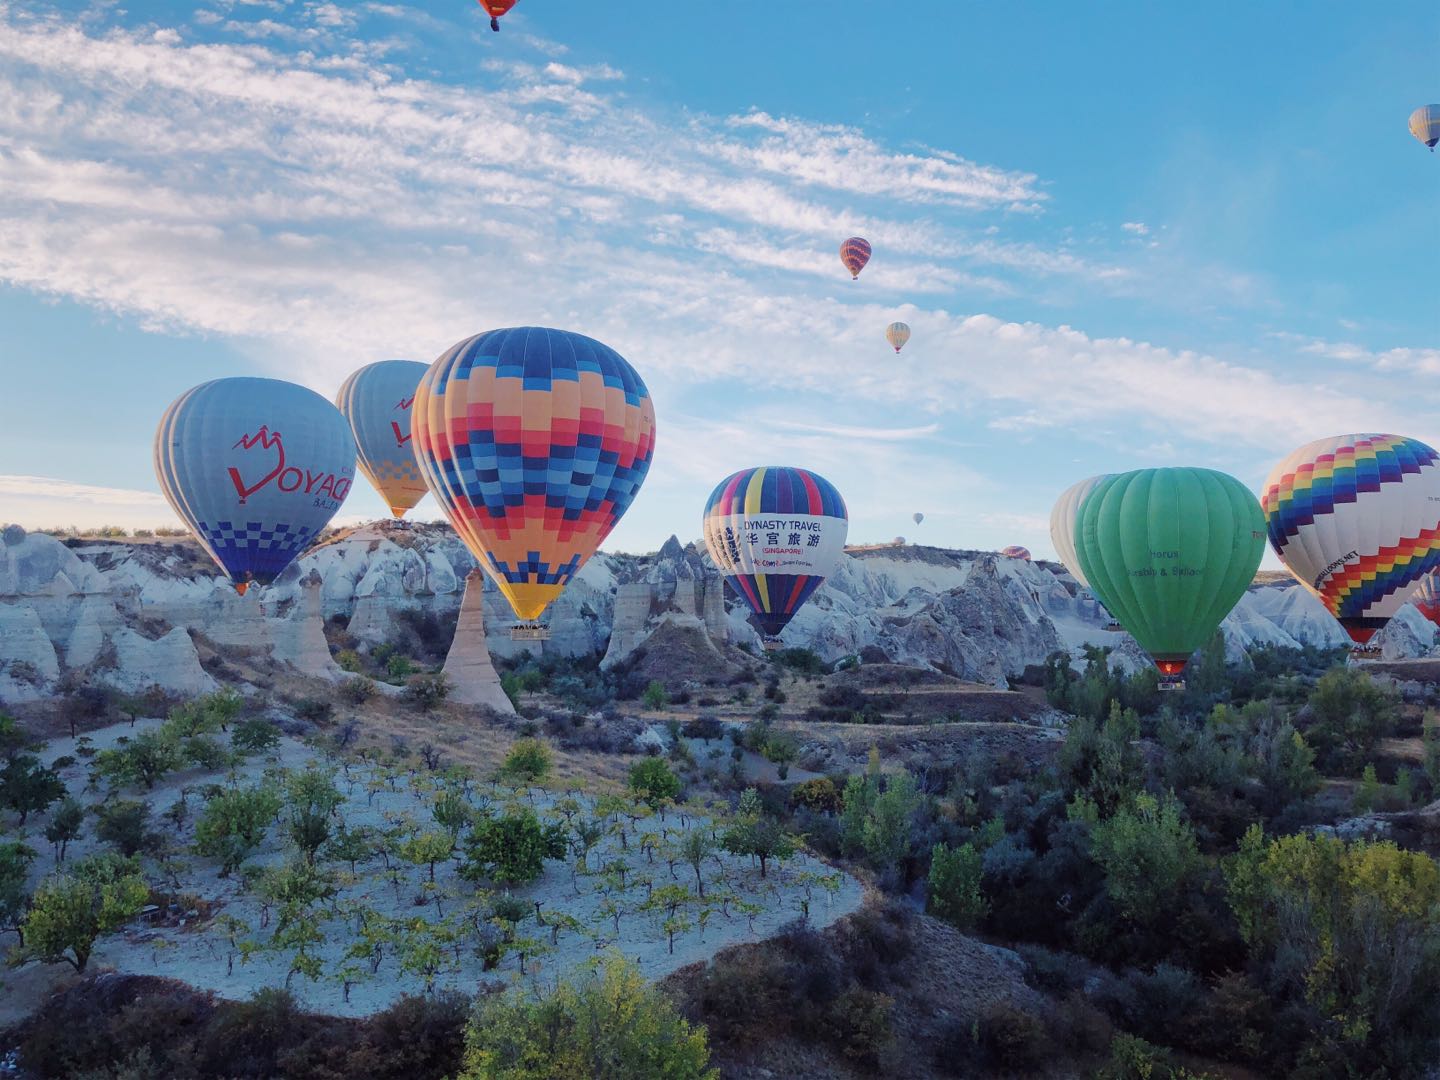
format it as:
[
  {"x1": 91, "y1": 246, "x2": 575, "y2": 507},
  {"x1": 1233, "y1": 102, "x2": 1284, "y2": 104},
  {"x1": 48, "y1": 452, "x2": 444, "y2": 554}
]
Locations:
[
  {"x1": 153, "y1": 377, "x2": 357, "y2": 594},
  {"x1": 840, "y1": 237, "x2": 871, "y2": 280},
  {"x1": 1076, "y1": 467, "x2": 1265, "y2": 679},
  {"x1": 1262, "y1": 433, "x2": 1440, "y2": 645},
  {"x1": 412, "y1": 327, "x2": 657, "y2": 624},
  {"x1": 1410, "y1": 104, "x2": 1440, "y2": 149},
  {"x1": 912, "y1": 512, "x2": 924, "y2": 526},
  {"x1": 336, "y1": 360, "x2": 430, "y2": 519},
  {"x1": 1000, "y1": 545, "x2": 1031, "y2": 560},
  {"x1": 702, "y1": 465, "x2": 848, "y2": 644},
  {"x1": 885, "y1": 322, "x2": 911, "y2": 353}
]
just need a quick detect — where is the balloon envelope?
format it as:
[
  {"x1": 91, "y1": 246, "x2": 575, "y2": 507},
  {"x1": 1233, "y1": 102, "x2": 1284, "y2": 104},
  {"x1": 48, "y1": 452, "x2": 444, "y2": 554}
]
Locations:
[
  {"x1": 154, "y1": 378, "x2": 356, "y2": 592},
  {"x1": 336, "y1": 360, "x2": 430, "y2": 518},
  {"x1": 702, "y1": 466, "x2": 848, "y2": 639},
  {"x1": 1001, "y1": 545, "x2": 1031, "y2": 561},
  {"x1": 412, "y1": 327, "x2": 656, "y2": 623},
  {"x1": 1076, "y1": 467, "x2": 1265, "y2": 674},
  {"x1": 1050, "y1": 474, "x2": 1111, "y2": 589},
  {"x1": 1410, "y1": 105, "x2": 1440, "y2": 148},
  {"x1": 1262, "y1": 433, "x2": 1440, "y2": 643},
  {"x1": 840, "y1": 237, "x2": 871, "y2": 279},
  {"x1": 886, "y1": 322, "x2": 911, "y2": 353},
  {"x1": 1413, "y1": 572, "x2": 1440, "y2": 627},
  {"x1": 913, "y1": 512, "x2": 924, "y2": 525}
]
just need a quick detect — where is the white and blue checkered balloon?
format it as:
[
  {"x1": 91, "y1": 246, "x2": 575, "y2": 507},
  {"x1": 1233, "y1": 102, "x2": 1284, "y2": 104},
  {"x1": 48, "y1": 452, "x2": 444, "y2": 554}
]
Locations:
[{"x1": 154, "y1": 377, "x2": 357, "y2": 593}]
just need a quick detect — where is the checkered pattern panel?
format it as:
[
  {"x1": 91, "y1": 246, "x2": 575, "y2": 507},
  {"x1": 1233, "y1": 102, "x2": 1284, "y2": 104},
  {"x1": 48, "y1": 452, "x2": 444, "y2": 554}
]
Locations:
[{"x1": 199, "y1": 520, "x2": 317, "y2": 585}]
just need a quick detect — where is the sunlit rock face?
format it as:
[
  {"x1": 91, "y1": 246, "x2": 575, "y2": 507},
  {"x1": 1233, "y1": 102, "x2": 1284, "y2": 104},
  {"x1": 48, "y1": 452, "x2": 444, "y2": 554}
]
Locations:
[{"x1": 0, "y1": 521, "x2": 1368, "y2": 704}]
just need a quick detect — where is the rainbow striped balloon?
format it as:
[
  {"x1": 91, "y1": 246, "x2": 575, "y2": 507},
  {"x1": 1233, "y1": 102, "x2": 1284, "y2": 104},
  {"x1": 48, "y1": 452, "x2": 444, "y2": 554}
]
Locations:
[
  {"x1": 1262, "y1": 433, "x2": 1440, "y2": 643},
  {"x1": 702, "y1": 466, "x2": 848, "y2": 640},
  {"x1": 840, "y1": 237, "x2": 871, "y2": 280},
  {"x1": 412, "y1": 328, "x2": 656, "y2": 623}
]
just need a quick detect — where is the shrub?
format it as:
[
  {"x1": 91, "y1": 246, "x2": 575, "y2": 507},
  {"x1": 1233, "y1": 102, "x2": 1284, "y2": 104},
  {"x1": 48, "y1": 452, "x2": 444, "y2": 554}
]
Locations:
[
  {"x1": 232, "y1": 717, "x2": 281, "y2": 754},
  {"x1": 683, "y1": 715, "x2": 724, "y2": 742},
  {"x1": 975, "y1": 1002, "x2": 1054, "y2": 1073},
  {"x1": 1304, "y1": 665, "x2": 1398, "y2": 773},
  {"x1": 928, "y1": 842, "x2": 987, "y2": 930},
  {"x1": 404, "y1": 673, "x2": 451, "y2": 711},
  {"x1": 790, "y1": 776, "x2": 842, "y2": 813},
  {"x1": 336, "y1": 648, "x2": 363, "y2": 673},
  {"x1": 642, "y1": 680, "x2": 668, "y2": 710},
  {"x1": 629, "y1": 757, "x2": 682, "y2": 809},
  {"x1": 293, "y1": 697, "x2": 335, "y2": 724},
  {"x1": 821, "y1": 987, "x2": 893, "y2": 1067},
  {"x1": 387, "y1": 654, "x2": 418, "y2": 682},
  {"x1": 771, "y1": 647, "x2": 827, "y2": 675},
  {"x1": 21, "y1": 853, "x2": 149, "y2": 972},
  {"x1": 498, "y1": 738, "x2": 553, "y2": 785},
  {"x1": 0, "y1": 754, "x2": 66, "y2": 824},
  {"x1": 340, "y1": 675, "x2": 378, "y2": 705},
  {"x1": 93, "y1": 800, "x2": 159, "y2": 858},
  {"x1": 194, "y1": 783, "x2": 282, "y2": 876},
  {"x1": 461, "y1": 952, "x2": 715, "y2": 1079},
  {"x1": 460, "y1": 806, "x2": 566, "y2": 887}
]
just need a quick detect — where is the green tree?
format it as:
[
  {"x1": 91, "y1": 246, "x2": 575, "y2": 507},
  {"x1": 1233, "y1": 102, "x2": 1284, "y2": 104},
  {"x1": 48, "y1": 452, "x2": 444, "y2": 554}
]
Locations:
[
  {"x1": 93, "y1": 799, "x2": 158, "y2": 858},
  {"x1": 461, "y1": 952, "x2": 716, "y2": 1079},
  {"x1": 402, "y1": 829, "x2": 456, "y2": 883},
  {"x1": 928, "y1": 842, "x2": 987, "y2": 930},
  {"x1": 862, "y1": 771, "x2": 920, "y2": 872},
  {"x1": 1057, "y1": 700, "x2": 1143, "y2": 814},
  {"x1": 499, "y1": 738, "x2": 553, "y2": 785},
  {"x1": 0, "y1": 839, "x2": 36, "y2": 944},
  {"x1": 232, "y1": 718, "x2": 281, "y2": 754},
  {"x1": 194, "y1": 783, "x2": 282, "y2": 876},
  {"x1": 721, "y1": 789, "x2": 797, "y2": 879},
  {"x1": 1353, "y1": 763, "x2": 1381, "y2": 813},
  {"x1": 1305, "y1": 665, "x2": 1398, "y2": 773},
  {"x1": 839, "y1": 751, "x2": 882, "y2": 856},
  {"x1": 326, "y1": 824, "x2": 373, "y2": 874},
  {"x1": 284, "y1": 768, "x2": 344, "y2": 864},
  {"x1": 1090, "y1": 792, "x2": 1201, "y2": 931},
  {"x1": 44, "y1": 796, "x2": 85, "y2": 863},
  {"x1": 1224, "y1": 826, "x2": 1440, "y2": 1072},
  {"x1": 761, "y1": 733, "x2": 799, "y2": 780},
  {"x1": 404, "y1": 672, "x2": 451, "y2": 711},
  {"x1": 628, "y1": 758, "x2": 681, "y2": 809},
  {"x1": 93, "y1": 728, "x2": 182, "y2": 791},
  {"x1": 0, "y1": 754, "x2": 65, "y2": 824},
  {"x1": 461, "y1": 806, "x2": 567, "y2": 887},
  {"x1": 434, "y1": 784, "x2": 474, "y2": 840},
  {"x1": 642, "y1": 680, "x2": 668, "y2": 710},
  {"x1": 20, "y1": 853, "x2": 149, "y2": 972},
  {"x1": 678, "y1": 829, "x2": 716, "y2": 898}
]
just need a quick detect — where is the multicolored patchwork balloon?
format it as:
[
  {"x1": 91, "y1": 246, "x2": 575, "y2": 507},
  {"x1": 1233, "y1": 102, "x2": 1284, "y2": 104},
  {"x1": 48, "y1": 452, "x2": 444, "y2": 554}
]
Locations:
[
  {"x1": 1262, "y1": 433, "x2": 1440, "y2": 644},
  {"x1": 1050, "y1": 474, "x2": 1112, "y2": 589},
  {"x1": 1001, "y1": 545, "x2": 1031, "y2": 561},
  {"x1": 1076, "y1": 468, "x2": 1265, "y2": 677},
  {"x1": 885, "y1": 322, "x2": 911, "y2": 353},
  {"x1": 411, "y1": 327, "x2": 657, "y2": 623},
  {"x1": 336, "y1": 360, "x2": 430, "y2": 519},
  {"x1": 840, "y1": 237, "x2": 871, "y2": 280},
  {"x1": 154, "y1": 378, "x2": 357, "y2": 594},
  {"x1": 1409, "y1": 105, "x2": 1440, "y2": 150},
  {"x1": 1412, "y1": 572, "x2": 1440, "y2": 628},
  {"x1": 702, "y1": 466, "x2": 849, "y2": 641}
]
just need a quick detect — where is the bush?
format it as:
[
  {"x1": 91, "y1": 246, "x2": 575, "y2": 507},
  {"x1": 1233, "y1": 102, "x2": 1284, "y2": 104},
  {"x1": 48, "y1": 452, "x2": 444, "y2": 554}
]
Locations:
[
  {"x1": 629, "y1": 757, "x2": 681, "y2": 809},
  {"x1": 461, "y1": 952, "x2": 714, "y2": 1078},
  {"x1": 790, "y1": 776, "x2": 842, "y2": 813},
  {"x1": 498, "y1": 738, "x2": 552, "y2": 784},
  {"x1": 642, "y1": 680, "x2": 668, "y2": 710},
  {"x1": 928, "y1": 842, "x2": 987, "y2": 930},
  {"x1": 404, "y1": 673, "x2": 451, "y2": 711},
  {"x1": 683, "y1": 715, "x2": 724, "y2": 742},
  {"x1": 294, "y1": 697, "x2": 335, "y2": 724},
  {"x1": 460, "y1": 806, "x2": 566, "y2": 886},
  {"x1": 974, "y1": 1002, "x2": 1054, "y2": 1073},
  {"x1": 340, "y1": 676, "x2": 378, "y2": 705},
  {"x1": 821, "y1": 987, "x2": 893, "y2": 1067},
  {"x1": 232, "y1": 717, "x2": 281, "y2": 754},
  {"x1": 771, "y1": 648, "x2": 827, "y2": 675},
  {"x1": 336, "y1": 648, "x2": 363, "y2": 672},
  {"x1": 1304, "y1": 665, "x2": 1398, "y2": 773},
  {"x1": 93, "y1": 800, "x2": 159, "y2": 858}
]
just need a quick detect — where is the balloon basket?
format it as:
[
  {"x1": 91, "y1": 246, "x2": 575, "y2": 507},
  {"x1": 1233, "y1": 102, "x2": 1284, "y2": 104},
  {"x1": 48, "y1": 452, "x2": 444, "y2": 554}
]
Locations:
[
  {"x1": 761, "y1": 638, "x2": 784, "y2": 652},
  {"x1": 1102, "y1": 621, "x2": 1125, "y2": 633},
  {"x1": 510, "y1": 623, "x2": 549, "y2": 641},
  {"x1": 1348, "y1": 644, "x2": 1382, "y2": 660},
  {"x1": 1157, "y1": 676, "x2": 1186, "y2": 692}
]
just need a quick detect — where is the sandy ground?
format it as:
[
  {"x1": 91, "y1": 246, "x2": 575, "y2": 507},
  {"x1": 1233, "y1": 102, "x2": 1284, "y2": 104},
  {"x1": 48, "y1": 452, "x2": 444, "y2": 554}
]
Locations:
[{"x1": 3, "y1": 717, "x2": 862, "y2": 1020}]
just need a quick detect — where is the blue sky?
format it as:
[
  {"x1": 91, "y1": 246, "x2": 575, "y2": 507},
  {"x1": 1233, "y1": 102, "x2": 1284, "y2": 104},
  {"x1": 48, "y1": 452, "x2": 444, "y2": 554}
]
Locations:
[{"x1": 0, "y1": 0, "x2": 1436, "y2": 563}]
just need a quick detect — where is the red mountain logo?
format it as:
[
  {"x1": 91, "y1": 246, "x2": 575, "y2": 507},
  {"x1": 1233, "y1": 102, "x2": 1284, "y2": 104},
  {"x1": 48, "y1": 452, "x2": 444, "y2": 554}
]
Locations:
[
  {"x1": 390, "y1": 421, "x2": 413, "y2": 447},
  {"x1": 394, "y1": 396, "x2": 415, "y2": 410},
  {"x1": 229, "y1": 426, "x2": 285, "y2": 503}
]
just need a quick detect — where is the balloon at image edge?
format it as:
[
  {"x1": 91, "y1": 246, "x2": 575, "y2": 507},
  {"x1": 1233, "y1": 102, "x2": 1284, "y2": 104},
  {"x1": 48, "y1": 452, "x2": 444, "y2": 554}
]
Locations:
[
  {"x1": 153, "y1": 377, "x2": 358, "y2": 595},
  {"x1": 885, "y1": 322, "x2": 911, "y2": 353},
  {"x1": 1050, "y1": 474, "x2": 1112, "y2": 589},
  {"x1": 840, "y1": 237, "x2": 871, "y2": 280},
  {"x1": 1413, "y1": 572, "x2": 1440, "y2": 628},
  {"x1": 411, "y1": 327, "x2": 657, "y2": 624},
  {"x1": 701, "y1": 466, "x2": 849, "y2": 642},
  {"x1": 1262, "y1": 433, "x2": 1440, "y2": 645},
  {"x1": 335, "y1": 360, "x2": 431, "y2": 519},
  {"x1": 1410, "y1": 104, "x2": 1440, "y2": 150},
  {"x1": 476, "y1": 0, "x2": 518, "y2": 30},
  {"x1": 1074, "y1": 467, "x2": 1265, "y2": 676}
]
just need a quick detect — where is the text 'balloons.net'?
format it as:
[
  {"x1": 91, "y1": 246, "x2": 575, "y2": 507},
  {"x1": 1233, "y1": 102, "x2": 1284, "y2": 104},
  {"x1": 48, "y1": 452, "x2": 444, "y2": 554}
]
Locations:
[
  {"x1": 1075, "y1": 468, "x2": 1265, "y2": 676},
  {"x1": 1050, "y1": 474, "x2": 1112, "y2": 590},
  {"x1": 1410, "y1": 105, "x2": 1440, "y2": 150},
  {"x1": 885, "y1": 322, "x2": 911, "y2": 353},
  {"x1": 411, "y1": 327, "x2": 657, "y2": 623},
  {"x1": 702, "y1": 466, "x2": 849, "y2": 642},
  {"x1": 840, "y1": 237, "x2": 871, "y2": 280},
  {"x1": 1262, "y1": 433, "x2": 1440, "y2": 644},
  {"x1": 336, "y1": 360, "x2": 430, "y2": 519},
  {"x1": 154, "y1": 378, "x2": 357, "y2": 594}
]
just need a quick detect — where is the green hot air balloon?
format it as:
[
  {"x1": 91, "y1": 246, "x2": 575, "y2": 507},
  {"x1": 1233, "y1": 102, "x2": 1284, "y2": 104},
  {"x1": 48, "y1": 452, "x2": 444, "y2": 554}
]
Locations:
[{"x1": 1074, "y1": 467, "x2": 1264, "y2": 687}]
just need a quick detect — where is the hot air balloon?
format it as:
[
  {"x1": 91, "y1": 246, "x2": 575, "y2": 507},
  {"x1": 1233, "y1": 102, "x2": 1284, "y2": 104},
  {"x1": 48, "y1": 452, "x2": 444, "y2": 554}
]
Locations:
[
  {"x1": 885, "y1": 322, "x2": 911, "y2": 353},
  {"x1": 1001, "y1": 545, "x2": 1031, "y2": 561},
  {"x1": 840, "y1": 237, "x2": 871, "y2": 280},
  {"x1": 476, "y1": 0, "x2": 518, "y2": 30},
  {"x1": 1409, "y1": 105, "x2": 1440, "y2": 150},
  {"x1": 702, "y1": 466, "x2": 848, "y2": 648},
  {"x1": 1412, "y1": 572, "x2": 1440, "y2": 627},
  {"x1": 1075, "y1": 467, "x2": 1265, "y2": 684},
  {"x1": 412, "y1": 327, "x2": 656, "y2": 633},
  {"x1": 1262, "y1": 434, "x2": 1440, "y2": 646},
  {"x1": 1050, "y1": 474, "x2": 1112, "y2": 589},
  {"x1": 336, "y1": 360, "x2": 430, "y2": 519},
  {"x1": 913, "y1": 512, "x2": 924, "y2": 525},
  {"x1": 154, "y1": 378, "x2": 357, "y2": 595},
  {"x1": 894, "y1": 536, "x2": 906, "y2": 546}
]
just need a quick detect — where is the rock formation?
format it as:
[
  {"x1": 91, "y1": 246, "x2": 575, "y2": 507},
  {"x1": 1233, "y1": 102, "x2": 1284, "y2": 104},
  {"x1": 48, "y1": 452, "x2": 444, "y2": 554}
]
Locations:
[
  {"x1": 271, "y1": 574, "x2": 343, "y2": 680},
  {"x1": 442, "y1": 571, "x2": 516, "y2": 715}
]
